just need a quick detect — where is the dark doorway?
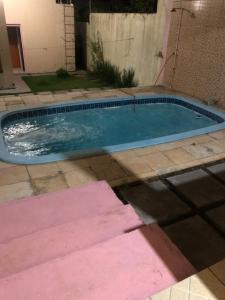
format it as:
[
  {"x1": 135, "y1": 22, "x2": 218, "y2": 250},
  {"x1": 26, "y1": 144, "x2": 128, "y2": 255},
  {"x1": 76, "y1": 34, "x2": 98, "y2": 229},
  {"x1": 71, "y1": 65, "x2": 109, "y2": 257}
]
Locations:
[
  {"x1": 75, "y1": 0, "x2": 90, "y2": 70},
  {"x1": 75, "y1": 22, "x2": 87, "y2": 70},
  {"x1": 7, "y1": 26, "x2": 24, "y2": 70}
]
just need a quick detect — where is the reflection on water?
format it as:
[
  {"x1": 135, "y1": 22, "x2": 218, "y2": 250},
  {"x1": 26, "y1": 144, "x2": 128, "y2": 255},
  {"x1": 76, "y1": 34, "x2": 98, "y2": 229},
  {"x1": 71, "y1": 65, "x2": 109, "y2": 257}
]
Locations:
[{"x1": 2, "y1": 104, "x2": 217, "y2": 157}]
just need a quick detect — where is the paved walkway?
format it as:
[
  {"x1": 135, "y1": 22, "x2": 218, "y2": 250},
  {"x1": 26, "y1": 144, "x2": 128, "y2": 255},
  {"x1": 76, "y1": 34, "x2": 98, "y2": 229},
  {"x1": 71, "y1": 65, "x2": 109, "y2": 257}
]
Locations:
[
  {"x1": 0, "y1": 74, "x2": 31, "y2": 95},
  {"x1": 114, "y1": 159, "x2": 225, "y2": 299},
  {"x1": 116, "y1": 162, "x2": 225, "y2": 271}
]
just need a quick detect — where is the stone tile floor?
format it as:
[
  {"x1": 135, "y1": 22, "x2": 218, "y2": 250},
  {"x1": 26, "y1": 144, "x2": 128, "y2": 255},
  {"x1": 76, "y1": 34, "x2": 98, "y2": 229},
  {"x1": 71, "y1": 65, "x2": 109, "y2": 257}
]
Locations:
[
  {"x1": 167, "y1": 169, "x2": 225, "y2": 209},
  {"x1": 149, "y1": 259, "x2": 225, "y2": 300},
  {"x1": 1, "y1": 86, "x2": 225, "y2": 299},
  {"x1": 0, "y1": 74, "x2": 31, "y2": 95},
  {"x1": 115, "y1": 162, "x2": 225, "y2": 271},
  {"x1": 115, "y1": 180, "x2": 192, "y2": 225}
]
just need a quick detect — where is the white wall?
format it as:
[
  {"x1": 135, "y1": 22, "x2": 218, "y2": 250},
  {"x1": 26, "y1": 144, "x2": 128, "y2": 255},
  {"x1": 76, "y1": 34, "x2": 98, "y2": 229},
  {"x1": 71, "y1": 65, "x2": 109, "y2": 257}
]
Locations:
[
  {"x1": 3, "y1": 0, "x2": 75, "y2": 73},
  {"x1": 87, "y1": 0, "x2": 168, "y2": 86}
]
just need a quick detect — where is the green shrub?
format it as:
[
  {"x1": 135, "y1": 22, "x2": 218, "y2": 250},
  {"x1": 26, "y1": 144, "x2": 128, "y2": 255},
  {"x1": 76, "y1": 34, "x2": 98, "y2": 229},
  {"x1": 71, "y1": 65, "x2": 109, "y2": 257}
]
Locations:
[
  {"x1": 91, "y1": 60, "x2": 137, "y2": 88},
  {"x1": 89, "y1": 34, "x2": 138, "y2": 88},
  {"x1": 119, "y1": 68, "x2": 138, "y2": 88},
  {"x1": 56, "y1": 68, "x2": 70, "y2": 79},
  {"x1": 95, "y1": 60, "x2": 121, "y2": 86},
  {"x1": 90, "y1": 32, "x2": 104, "y2": 69}
]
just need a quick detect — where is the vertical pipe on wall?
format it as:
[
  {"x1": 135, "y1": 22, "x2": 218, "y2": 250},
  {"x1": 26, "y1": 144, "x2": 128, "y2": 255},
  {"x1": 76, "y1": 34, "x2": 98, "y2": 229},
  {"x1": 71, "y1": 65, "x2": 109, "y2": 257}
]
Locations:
[
  {"x1": 63, "y1": 4, "x2": 67, "y2": 70},
  {"x1": 169, "y1": 7, "x2": 183, "y2": 88},
  {"x1": 155, "y1": 0, "x2": 173, "y2": 85}
]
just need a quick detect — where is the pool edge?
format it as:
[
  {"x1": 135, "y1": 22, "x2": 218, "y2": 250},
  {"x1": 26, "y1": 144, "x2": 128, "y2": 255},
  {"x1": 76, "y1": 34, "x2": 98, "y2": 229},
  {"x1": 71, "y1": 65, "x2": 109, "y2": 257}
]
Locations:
[{"x1": 1, "y1": 94, "x2": 225, "y2": 165}]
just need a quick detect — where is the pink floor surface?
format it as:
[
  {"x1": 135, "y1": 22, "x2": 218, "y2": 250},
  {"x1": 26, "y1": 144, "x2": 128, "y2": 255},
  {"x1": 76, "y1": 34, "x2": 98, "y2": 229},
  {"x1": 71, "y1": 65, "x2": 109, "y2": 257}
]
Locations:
[
  {"x1": 0, "y1": 181, "x2": 122, "y2": 243},
  {"x1": 0, "y1": 224, "x2": 195, "y2": 300},
  {"x1": 0, "y1": 180, "x2": 195, "y2": 299},
  {"x1": 0, "y1": 205, "x2": 143, "y2": 278}
]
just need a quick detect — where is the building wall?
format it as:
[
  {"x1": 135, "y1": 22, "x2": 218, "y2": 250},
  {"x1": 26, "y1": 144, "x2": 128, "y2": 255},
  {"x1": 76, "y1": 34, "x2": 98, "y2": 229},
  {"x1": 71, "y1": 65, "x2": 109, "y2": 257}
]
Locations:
[
  {"x1": 163, "y1": 0, "x2": 225, "y2": 108},
  {"x1": 3, "y1": 0, "x2": 75, "y2": 73},
  {"x1": 87, "y1": 0, "x2": 170, "y2": 86},
  {"x1": 0, "y1": 0, "x2": 14, "y2": 89}
]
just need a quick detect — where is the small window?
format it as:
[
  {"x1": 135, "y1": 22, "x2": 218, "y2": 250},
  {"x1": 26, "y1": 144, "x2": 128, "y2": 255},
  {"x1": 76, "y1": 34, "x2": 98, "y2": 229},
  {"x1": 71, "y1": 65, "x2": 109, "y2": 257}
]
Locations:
[{"x1": 56, "y1": 0, "x2": 74, "y2": 5}]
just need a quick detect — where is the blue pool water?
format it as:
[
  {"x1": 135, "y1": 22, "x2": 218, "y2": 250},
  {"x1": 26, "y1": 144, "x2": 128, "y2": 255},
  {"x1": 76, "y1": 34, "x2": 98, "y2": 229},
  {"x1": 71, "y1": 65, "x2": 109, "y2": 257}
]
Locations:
[
  {"x1": 1, "y1": 103, "x2": 218, "y2": 157},
  {"x1": 1, "y1": 95, "x2": 225, "y2": 164}
]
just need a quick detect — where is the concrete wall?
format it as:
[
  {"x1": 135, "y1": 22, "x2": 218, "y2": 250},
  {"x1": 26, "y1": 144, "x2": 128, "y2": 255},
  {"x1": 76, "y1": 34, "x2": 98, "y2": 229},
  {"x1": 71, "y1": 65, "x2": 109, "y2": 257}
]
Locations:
[
  {"x1": 87, "y1": 0, "x2": 170, "y2": 86},
  {"x1": 3, "y1": 0, "x2": 75, "y2": 73},
  {"x1": 0, "y1": 0, "x2": 14, "y2": 89},
  {"x1": 163, "y1": 0, "x2": 225, "y2": 108}
]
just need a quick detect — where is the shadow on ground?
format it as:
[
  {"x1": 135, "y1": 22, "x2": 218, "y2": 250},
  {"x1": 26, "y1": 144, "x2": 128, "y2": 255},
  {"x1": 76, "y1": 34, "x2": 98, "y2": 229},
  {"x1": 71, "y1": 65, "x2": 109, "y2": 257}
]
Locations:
[{"x1": 67, "y1": 150, "x2": 225, "y2": 297}]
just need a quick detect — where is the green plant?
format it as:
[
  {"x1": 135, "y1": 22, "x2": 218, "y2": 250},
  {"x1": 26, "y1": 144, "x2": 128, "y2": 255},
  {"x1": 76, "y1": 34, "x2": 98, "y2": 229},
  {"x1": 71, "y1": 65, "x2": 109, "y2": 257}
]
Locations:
[
  {"x1": 119, "y1": 68, "x2": 138, "y2": 88},
  {"x1": 90, "y1": 32, "x2": 104, "y2": 70},
  {"x1": 94, "y1": 60, "x2": 121, "y2": 85},
  {"x1": 89, "y1": 34, "x2": 138, "y2": 88},
  {"x1": 56, "y1": 68, "x2": 70, "y2": 79}
]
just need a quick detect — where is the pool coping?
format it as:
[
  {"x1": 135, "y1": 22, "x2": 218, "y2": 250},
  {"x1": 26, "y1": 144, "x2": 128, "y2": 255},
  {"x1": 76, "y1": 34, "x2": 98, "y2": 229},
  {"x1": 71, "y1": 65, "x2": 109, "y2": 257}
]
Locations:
[{"x1": 1, "y1": 94, "x2": 225, "y2": 165}]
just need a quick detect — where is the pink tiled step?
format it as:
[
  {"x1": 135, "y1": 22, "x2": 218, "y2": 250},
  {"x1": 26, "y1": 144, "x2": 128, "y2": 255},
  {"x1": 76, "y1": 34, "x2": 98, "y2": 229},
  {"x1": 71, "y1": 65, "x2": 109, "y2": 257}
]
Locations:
[
  {"x1": 0, "y1": 181, "x2": 122, "y2": 243},
  {"x1": 0, "y1": 205, "x2": 143, "y2": 279},
  {"x1": 0, "y1": 224, "x2": 195, "y2": 300}
]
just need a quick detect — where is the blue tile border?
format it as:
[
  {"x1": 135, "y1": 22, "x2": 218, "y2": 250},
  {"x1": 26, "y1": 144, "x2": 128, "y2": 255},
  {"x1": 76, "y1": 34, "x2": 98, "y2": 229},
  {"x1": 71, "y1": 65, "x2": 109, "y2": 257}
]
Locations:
[
  {"x1": 1, "y1": 94, "x2": 225, "y2": 164},
  {"x1": 1, "y1": 95, "x2": 224, "y2": 126}
]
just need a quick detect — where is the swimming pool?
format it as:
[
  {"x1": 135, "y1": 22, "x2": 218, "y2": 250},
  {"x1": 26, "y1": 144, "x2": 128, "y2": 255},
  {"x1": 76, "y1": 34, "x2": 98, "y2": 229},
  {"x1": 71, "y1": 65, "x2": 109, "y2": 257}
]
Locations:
[{"x1": 1, "y1": 94, "x2": 225, "y2": 164}]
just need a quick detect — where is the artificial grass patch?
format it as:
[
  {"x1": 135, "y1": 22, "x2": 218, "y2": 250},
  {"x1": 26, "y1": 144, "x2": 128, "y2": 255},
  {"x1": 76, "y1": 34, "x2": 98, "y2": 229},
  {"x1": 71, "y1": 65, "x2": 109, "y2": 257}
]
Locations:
[{"x1": 22, "y1": 74, "x2": 106, "y2": 93}]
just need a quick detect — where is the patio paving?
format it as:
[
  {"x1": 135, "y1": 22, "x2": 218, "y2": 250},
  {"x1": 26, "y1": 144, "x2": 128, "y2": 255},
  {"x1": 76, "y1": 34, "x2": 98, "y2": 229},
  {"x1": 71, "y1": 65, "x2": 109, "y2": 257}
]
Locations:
[
  {"x1": 116, "y1": 180, "x2": 192, "y2": 225},
  {"x1": 115, "y1": 163, "x2": 225, "y2": 272},
  {"x1": 149, "y1": 260, "x2": 225, "y2": 300},
  {"x1": 205, "y1": 205, "x2": 225, "y2": 235},
  {"x1": 0, "y1": 74, "x2": 31, "y2": 95},
  {"x1": 167, "y1": 169, "x2": 225, "y2": 209},
  {"x1": 207, "y1": 162, "x2": 225, "y2": 182},
  {"x1": 164, "y1": 216, "x2": 225, "y2": 271}
]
